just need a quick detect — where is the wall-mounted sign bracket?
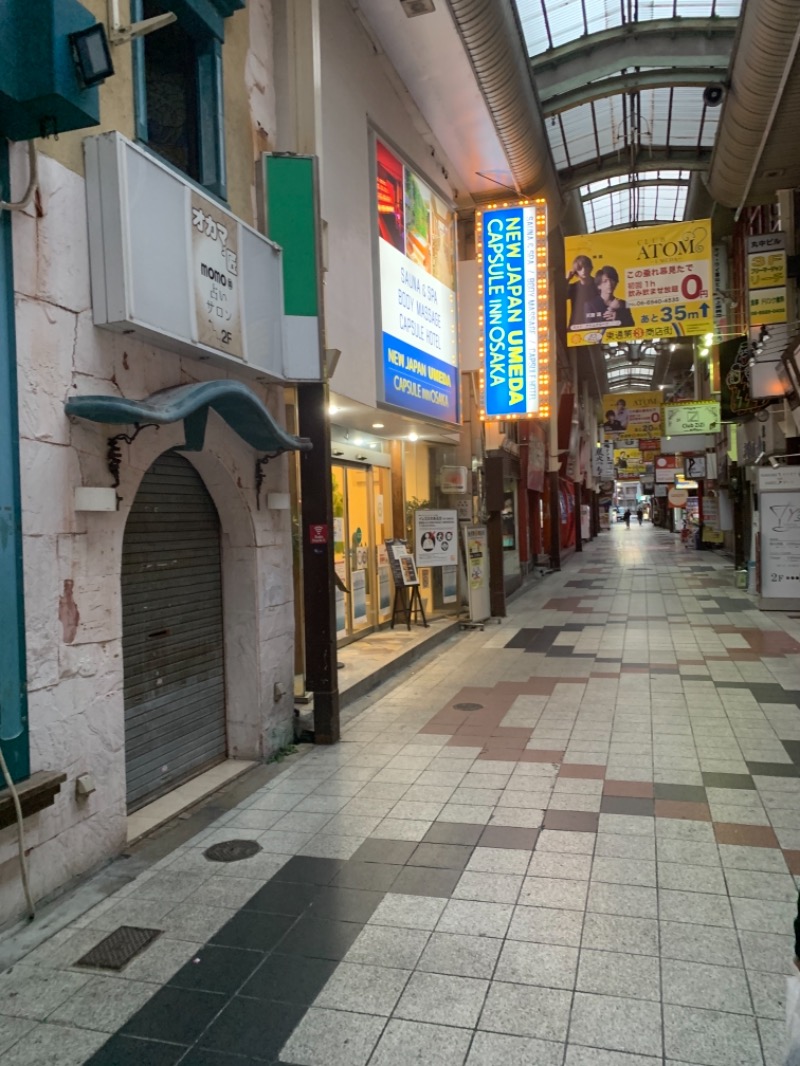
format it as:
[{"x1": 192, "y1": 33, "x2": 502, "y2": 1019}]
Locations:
[{"x1": 107, "y1": 423, "x2": 158, "y2": 490}]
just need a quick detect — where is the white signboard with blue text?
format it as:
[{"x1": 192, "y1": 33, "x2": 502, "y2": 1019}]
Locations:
[{"x1": 375, "y1": 137, "x2": 459, "y2": 424}]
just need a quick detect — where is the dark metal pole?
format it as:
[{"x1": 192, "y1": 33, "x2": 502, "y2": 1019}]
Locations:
[
  {"x1": 297, "y1": 382, "x2": 339, "y2": 744},
  {"x1": 548, "y1": 470, "x2": 562, "y2": 571}
]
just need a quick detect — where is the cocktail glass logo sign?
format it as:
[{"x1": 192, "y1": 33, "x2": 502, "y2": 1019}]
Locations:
[{"x1": 664, "y1": 401, "x2": 720, "y2": 436}]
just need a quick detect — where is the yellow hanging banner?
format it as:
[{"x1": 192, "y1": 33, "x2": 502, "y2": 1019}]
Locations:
[{"x1": 564, "y1": 220, "x2": 713, "y2": 347}]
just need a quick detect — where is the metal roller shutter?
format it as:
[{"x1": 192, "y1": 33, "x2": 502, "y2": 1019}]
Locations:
[{"x1": 122, "y1": 451, "x2": 226, "y2": 811}]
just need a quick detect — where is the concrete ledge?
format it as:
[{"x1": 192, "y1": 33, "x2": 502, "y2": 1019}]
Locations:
[
  {"x1": 340, "y1": 620, "x2": 461, "y2": 709},
  {"x1": 0, "y1": 771, "x2": 66, "y2": 831}
]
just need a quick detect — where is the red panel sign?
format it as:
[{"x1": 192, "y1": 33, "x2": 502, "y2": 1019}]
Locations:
[{"x1": 309, "y1": 524, "x2": 328, "y2": 545}]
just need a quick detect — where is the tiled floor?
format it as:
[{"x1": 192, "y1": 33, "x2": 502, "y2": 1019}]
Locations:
[{"x1": 2, "y1": 523, "x2": 800, "y2": 1065}]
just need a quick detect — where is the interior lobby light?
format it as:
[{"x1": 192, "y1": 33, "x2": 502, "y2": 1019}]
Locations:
[
  {"x1": 372, "y1": 422, "x2": 384, "y2": 429},
  {"x1": 408, "y1": 432, "x2": 419, "y2": 442},
  {"x1": 328, "y1": 404, "x2": 340, "y2": 416}
]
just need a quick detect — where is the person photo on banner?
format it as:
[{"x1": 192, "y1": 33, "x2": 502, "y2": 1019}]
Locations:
[
  {"x1": 603, "y1": 409, "x2": 623, "y2": 432},
  {"x1": 614, "y1": 398, "x2": 630, "y2": 430},
  {"x1": 566, "y1": 255, "x2": 606, "y2": 331},
  {"x1": 595, "y1": 266, "x2": 635, "y2": 327}
]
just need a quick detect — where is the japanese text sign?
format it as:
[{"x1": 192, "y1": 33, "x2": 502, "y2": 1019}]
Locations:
[{"x1": 564, "y1": 220, "x2": 712, "y2": 347}]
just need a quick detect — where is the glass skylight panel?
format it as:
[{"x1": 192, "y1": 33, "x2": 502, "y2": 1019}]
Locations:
[{"x1": 516, "y1": 0, "x2": 743, "y2": 59}]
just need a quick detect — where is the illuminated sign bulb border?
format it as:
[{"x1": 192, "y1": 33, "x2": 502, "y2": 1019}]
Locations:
[{"x1": 475, "y1": 199, "x2": 550, "y2": 422}]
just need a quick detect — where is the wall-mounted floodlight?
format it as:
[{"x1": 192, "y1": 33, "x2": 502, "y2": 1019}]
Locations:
[{"x1": 69, "y1": 24, "x2": 114, "y2": 88}]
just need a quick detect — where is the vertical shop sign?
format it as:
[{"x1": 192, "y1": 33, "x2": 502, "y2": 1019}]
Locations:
[
  {"x1": 462, "y1": 525, "x2": 490, "y2": 622},
  {"x1": 594, "y1": 441, "x2": 615, "y2": 480},
  {"x1": 375, "y1": 137, "x2": 459, "y2": 423},
  {"x1": 747, "y1": 233, "x2": 787, "y2": 328},
  {"x1": 476, "y1": 201, "x2": 549, "y2": 419},
  {"x1": 191, "y1": 191, "x2": 243, "y2": 356},
  {"x1": 712, "y1": 243, "x2": 732, "y2": 337}
]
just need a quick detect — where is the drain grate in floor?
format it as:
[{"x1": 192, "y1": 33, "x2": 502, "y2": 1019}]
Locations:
[
  {"x1": 76, "y1": 926, "x2": 162, "y2": 971},
  {"x1": 204, "y1": 839, "x2": 262, "y2": 863},
  {"x1": 454, "y1": 702, "x2": 484, "y2": 712}
]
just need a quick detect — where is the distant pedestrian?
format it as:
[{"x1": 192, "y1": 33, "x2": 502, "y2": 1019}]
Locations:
[
  {"x1": 680, "y1": 521, "x2": 692, "y2": 549},
  {"x1": 623, "y1": 509, "x2": 631, "y2": 528},
  {"x1": 636, "y1": 508, "x2": 643, "y2": 526}
]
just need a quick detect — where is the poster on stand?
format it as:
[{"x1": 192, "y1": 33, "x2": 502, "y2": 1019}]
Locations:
[
  {"x1": 415, "y1": 509, "x2": 458, "y2": 567},
  {"x1": 462, "y1": 525, "x2": 491, "y2": 623}
]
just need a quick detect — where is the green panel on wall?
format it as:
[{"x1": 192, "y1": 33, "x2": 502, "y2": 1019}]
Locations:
[{"x1": 264, "y1": 155, "x2": 319, "y2": 318}]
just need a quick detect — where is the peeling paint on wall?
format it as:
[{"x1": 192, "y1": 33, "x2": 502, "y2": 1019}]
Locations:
[{"x1": 58, "y1": 578, "x2": 80, "y2": 643}]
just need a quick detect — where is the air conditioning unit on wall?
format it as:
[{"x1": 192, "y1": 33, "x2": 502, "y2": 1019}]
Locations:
[{"x1": 400, "y1": 0, "x2": 436, "y2": 17}]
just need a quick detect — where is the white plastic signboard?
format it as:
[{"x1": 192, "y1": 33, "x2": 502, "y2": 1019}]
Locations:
[
  {"x1": 757, "y1": 466, "x2": 800, "y2": 608},
  {"x1": 415, "y1": 509, "x2": 458, "y2": 567}
]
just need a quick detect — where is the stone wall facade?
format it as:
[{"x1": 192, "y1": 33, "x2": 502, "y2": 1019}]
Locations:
[{"x1": 0, "y1": 6, "x2": 293, "y2": 927}]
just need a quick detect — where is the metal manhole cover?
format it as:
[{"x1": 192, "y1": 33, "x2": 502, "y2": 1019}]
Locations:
[
  {"x1": 454, "y1": 702, "x2": 484, "y2": 712},
  {"x1": 76, "y1": 926, "x2": 161, "y2": 970},
  {"x1": 204, "y1": 839, "x2": 262, "y2": 863}
]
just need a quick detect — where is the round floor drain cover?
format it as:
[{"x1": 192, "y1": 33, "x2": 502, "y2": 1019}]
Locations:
[
  {"x1": 454, "y1": 702, "x2": 484, "y2": 711},
  {"x1": 204, "y1": 839, "x2": 262, "y2": 863}
]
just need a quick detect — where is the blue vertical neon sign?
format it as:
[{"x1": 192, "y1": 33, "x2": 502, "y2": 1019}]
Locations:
[{"x1": 481, "y1": 205, "x2": 541, "y2": 418}]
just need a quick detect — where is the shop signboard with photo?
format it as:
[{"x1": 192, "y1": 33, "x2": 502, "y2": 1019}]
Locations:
[
  {"x1": 614, "y1": 447, "x2": 646, "y2": 478},
  {"x1": 476, "y1": 201, "x2": 549, "y2": 419},
  {"x1": 564, "y1": 220, "x2": 712, "y2": 347},
  {"x1": 664, "y1": 400, "x2": 720, "y2": 436},
  {"x1": 414, "y1": 509, "x2": 458, "y2": 567},
  {"x1": 601, "y1": 391, "x2": 662, "y2": 440},
  {"x1": 655, "y1": 455, "x2": 679, "y2": 483},
  {"x1": 375, "y1": 137, "x2": 459, "y2": 423}
]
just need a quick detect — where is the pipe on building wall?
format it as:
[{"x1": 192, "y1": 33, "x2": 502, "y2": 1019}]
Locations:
[
  {"x1": 707, "y1": 0, "x2": 800, "y2": 209},
  {"x1": 445, "y1": 0, "x2": 567, "y2": 223}
]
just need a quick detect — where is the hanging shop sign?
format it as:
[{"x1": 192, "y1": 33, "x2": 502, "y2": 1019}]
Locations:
[
  {"x1": 664, "y1": 400, "x2": 720, "y2": 436},
  {"x1": 684, "y1": 455, "x2": 707, "y2": 480},
  {"x1": 564, "y1": 219, "x2": 712, "y2": 347},
  {"x1": 712, "y1": 243, "x2": 733, "y2": 338},
  {"x1": 601, "y1": 391, "x2": 662, "y2": 441},
  {"x1": 747, "y1": 233, "x2": 787, "y2": 328},
  {"x1": 375, "y1": 137, "x2": 459, "y2": 424},
  {"x1": 440, "y1": 466, "x2": 468, "y2": 494},
  {"x1": 654, "y1": 455, "x2": 679, "y2": 483},
  {"x1": 668, "y1": 488, "x2": 688, "y2": 507},
  {"x1": 614, "y1": 447, "x2": 646, "y2": 478},
  {"x1": 414, "y1": 509, "x2": 458, "y2": 567},
  {"x1": 84, "y1": 132, "x2": 288, "y2": 379},
  {"x1": 476, "y1": 200, "x2": 549, "y2": 420},
  {"x1": 594, "y1": 441, "x2": 615, "y2": 480}
]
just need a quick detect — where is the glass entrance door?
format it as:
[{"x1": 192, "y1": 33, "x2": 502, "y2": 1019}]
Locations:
[{"x1": 332, "y1": 461, "x2": 392, "y2": 644}]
